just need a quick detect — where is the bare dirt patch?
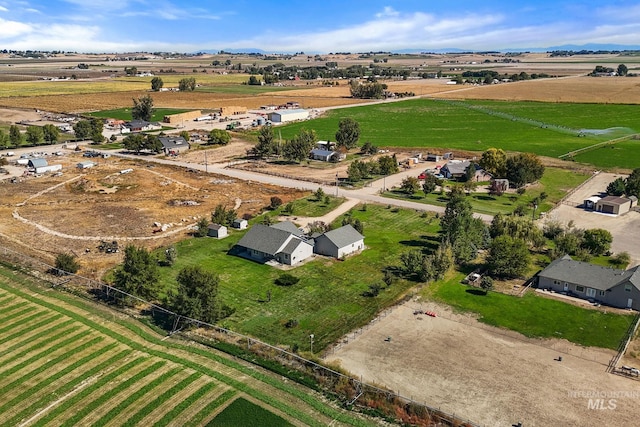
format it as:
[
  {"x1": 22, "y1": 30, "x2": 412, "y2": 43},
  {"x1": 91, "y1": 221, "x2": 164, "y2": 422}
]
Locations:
[
  {"x1": 0, "y1": 152, "x2": 305, "y2": 278},
  {"x1": 324, "y1": 299, "x2": 640, "y2": 427}
]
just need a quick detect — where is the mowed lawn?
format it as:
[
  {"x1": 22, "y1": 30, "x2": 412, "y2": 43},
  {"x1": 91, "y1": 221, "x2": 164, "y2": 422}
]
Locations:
[
  {"x1": 423, "y1": 272, "x2": 635, "y2": 350},
  {"x1": 156, "y1": 205, "x2": 438, "y2": 351},
  {"x1": 276, "y1": 99, "x2": 640, "y2": 168}
]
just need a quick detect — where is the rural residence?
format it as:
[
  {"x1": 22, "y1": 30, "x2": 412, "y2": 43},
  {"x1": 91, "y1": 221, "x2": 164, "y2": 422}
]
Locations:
[
  {"x1": 234, "y1": 221, "x2": 313, "y2": 266},
  {"x1": 537, "y1": 255, "x2": 640, "y2": 310},
  {"x1": 313, "y1": 225, "x2": 364, "y2": 258},
  {"x1": 159, "y1": 136, "x2": 190, "y2": 155}
]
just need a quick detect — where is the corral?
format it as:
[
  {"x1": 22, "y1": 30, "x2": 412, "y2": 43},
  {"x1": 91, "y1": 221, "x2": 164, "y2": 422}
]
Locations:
[{"x1": 324, "y1": 299, "x2": 640, "y2": 427}]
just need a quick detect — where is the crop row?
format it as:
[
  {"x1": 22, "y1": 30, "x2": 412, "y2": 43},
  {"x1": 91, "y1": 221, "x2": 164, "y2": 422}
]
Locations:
[
  {"x1": 121, "y1": 371, "x2": 202, "y2": 426},
  {"x1": 0, "y1": 307, "x2": 40, "y2": 334},
  {"x1": 153, "y1": 381, "x2": 218, "y2": 427},
  {"x1": 0, "y1": 327, "x2": 89, "y2": 382},
  {"x1": 0, "y1": 342, "x2": 118, "y2": 418},
  {"x1": 59, "y1": 360, "x2": 168, "y2": 427},
  {"x1": 2, "y1": 349, "x2": 132, "y2": 427},
  {"x1": 0, "y1": 315, "x2": 69, "y2": 357},
  {"x1": 0, "y1": 299, "x2": 28, "y2": 315},
  {"x1": 0, "y1": 335, "x2": 103, "y2": 397},
  {"x1": 33, "y1": 356, "x2": 148, "y2": 426}
]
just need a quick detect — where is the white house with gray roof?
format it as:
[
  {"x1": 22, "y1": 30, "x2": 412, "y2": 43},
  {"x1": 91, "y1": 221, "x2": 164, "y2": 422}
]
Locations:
[
  {"x1": 537, "y1": 255, "x2": 640, "y2": 310},
  {"x1": 235, "y1": 223, "x2": 313, "y2": 265},
  {"x1": 314, "y1": 224, "x2": 364, "y2": 259}
]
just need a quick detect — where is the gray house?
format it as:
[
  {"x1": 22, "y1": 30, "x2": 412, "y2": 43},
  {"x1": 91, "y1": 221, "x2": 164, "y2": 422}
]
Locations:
[
  {"x1": 440, "y1": 160, "x2": 471, "y2": 180},
  {"x1": 159, "y1": 136, "x2": 190, "y2": 155},
  {"x1": 314, "y1": 224, "x2": 364, "y2": 258},
  {"x1": 235, "y1": 222, "x2": 313, "y2": 265},
  {"x1": 537, "y1": 255, "x2": 640, "y2": 310}
]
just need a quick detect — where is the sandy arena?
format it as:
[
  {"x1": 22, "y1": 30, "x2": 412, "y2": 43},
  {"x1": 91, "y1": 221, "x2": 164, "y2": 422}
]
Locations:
[{"x1": 324, "y1": 299, "x2": 640, "y2": 426}]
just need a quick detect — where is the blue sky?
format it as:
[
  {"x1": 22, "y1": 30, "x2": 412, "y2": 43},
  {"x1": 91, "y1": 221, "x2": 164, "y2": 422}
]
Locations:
[{"x1": 1, "y1": 0, "x2": 639, "y2": 53}]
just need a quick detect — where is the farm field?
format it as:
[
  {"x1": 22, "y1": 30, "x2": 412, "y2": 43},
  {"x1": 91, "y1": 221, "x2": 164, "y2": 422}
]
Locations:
[
  {"x1": 276, "y1": 98, "x2": 640, "y2": 169},
  {"x1": 0, "y1": 265, "x2": 372, "y2": 427},
  {"x1": 87, "y1": 107, "x2": 193, "y2": 122}
]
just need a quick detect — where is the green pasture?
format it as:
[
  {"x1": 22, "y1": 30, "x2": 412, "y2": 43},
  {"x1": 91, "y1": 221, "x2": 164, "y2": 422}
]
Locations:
[
  {"x1": 423, "y1": 272, "x2": 634, "y2": 350},
  {"x1": 274, "y1": 99, "x2": 640, "y2": 168},
  {"x1": 0, "y1": 266, "x2": 371, "y2": 427},
  {"x1": 210, "y1": 398, "x2": 293, "y2": 426},
  {"x1": 385, "y1": 166, "x2": 591, "y2": 215},
  {"x1": 573, "y1": 138, "x2": 640, "y2": 169},
  {"x1": 156, "y1": 205, "x2": 439, "y2": 351},
  {"x1": 87, "y1": 107, "x2": 192, "y2": 122}
]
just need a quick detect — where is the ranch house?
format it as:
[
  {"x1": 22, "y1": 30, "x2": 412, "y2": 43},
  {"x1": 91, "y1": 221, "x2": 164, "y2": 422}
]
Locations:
[{"x1": 536, "y1": 255, "x2": 640, "y2": 310}]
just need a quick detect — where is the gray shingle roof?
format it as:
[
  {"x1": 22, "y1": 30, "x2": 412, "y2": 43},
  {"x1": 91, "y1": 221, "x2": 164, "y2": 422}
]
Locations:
[
  {"x1": 320, "y1": 224, "x2": 364, "y2": 249},
  {"x1": 236, "y1": 223, "x2": 296, "y2": 256},
  {"x1": 159, "y1": 136, "x2": 188, "y2": 149},
  {"x1": 281, "y1": 238, "x2": 311, "y2": 255},
  {"x1": 270, "y1": 221, "x2": 304, "y2": 237},
  {"x1": 538, "y1": 255, "x2": 635, "y2": 291},
  {"x1": 442, "y1": 160, "x2": 471, "y2": 175}
]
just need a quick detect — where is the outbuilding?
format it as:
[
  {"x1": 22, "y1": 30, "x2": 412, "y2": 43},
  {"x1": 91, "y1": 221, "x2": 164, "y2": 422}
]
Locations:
[
  {"x1": 207, "y1": 224, "x2": 228, "y2": 239},
  {"x1": 232, "y1": 218, "x2": 248, "y2": 230},
  {"x1": 77, "y1": 161, "x2": 96, "y2": 169},
  {"x1": 595, "y1": 195, "x2": 633, "y2": 215},
  {"x1": 267, "y1": 109, "x2": 309, "y2": 123},
  {"x1": 314, "y1": 224, "x2": 364, "y2": 259}
]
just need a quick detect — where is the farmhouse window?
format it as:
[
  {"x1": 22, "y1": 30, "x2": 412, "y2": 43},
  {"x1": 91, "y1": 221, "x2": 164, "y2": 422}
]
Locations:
[
  {"x1": 625, "y1": 284, "x2": 632, "y2": 292},
  {"x1": 586, "y1": 288, "x2": 596, "y2": 298},
  {"x1": 598, "y1": 290, "x2": 605, "y2": 296},
  {"x1": 576, "y1": 285, "x2": 585, "y2": 293}
]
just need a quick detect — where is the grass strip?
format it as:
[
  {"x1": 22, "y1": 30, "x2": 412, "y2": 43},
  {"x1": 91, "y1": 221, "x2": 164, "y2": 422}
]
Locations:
[
  {"x1": 183, "y1": 389, "x2": 237, "y2": 427},
  {"x1": 4, "y1": 349, "x2": 132, "y2": 427},
  {"x1": 0, "y1": 327, "x2": 87, "y2": 377},
  {"x1": 0, "y1": 335, "x2": 104, "y2": 396},
  {"x1": 33, "y1": 356, "x2": 147, "y2": 427},
  {"x1": 0, "y1": 315, "x2": 68, "y2": 355},
  {"x1": 0, "y1": 300, "x2": 28, "y2": 314},
  {"x1": 0, "y1": 342, "x2": 118, "y2": 416},
  {"x1": 59, "y1": 360, "x2": 167, "y2": 427},
  {"x1": 92, "y1": 365, "x2": 182, "y2": 427},
  {"x1": 122, "y1": 371, "x2": 202, "y2": 426},
  {"x1": 0, "y1": 307, "x2": 40, "y2": 334}
]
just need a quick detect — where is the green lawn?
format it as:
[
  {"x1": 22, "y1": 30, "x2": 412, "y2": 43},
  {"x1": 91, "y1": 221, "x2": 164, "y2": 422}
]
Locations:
[
  {"x1": 273, "y1": 195, "x2": 345, "y2": 218},
  {"x1": 272, "y1": 99, "x2": 640, "y2": 169},
  {"x1": 87, "y1": 108, "x2": 193, "y2": 122},
  {"x1": 208, "y1": 398, "x2": 293, "y2": 427},
  {"x1": 423, "y1": 272, "x2": 634, "y2": 350},
  {"x1": 384, "y1": 166, "x2": 591, "y2": 215},
  {"x1": 573, "y1": 138, "x2": 640, "y2": 169},
  {"x1": 155, "y1": 205, "x2": 440, "y2": 352}
]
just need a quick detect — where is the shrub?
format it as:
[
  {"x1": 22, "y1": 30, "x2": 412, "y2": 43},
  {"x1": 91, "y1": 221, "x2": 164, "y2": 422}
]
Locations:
[{"x1": 275, "y1": 273, "x2": 300, "y2": 287}]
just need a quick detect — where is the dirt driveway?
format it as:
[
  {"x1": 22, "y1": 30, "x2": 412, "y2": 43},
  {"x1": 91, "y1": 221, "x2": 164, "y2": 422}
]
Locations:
[
  {"x1": 324, "y1": 299, "x2": 640, "y2": 427},
  {"x1": 543, "y1": 171, "x2": 640, "y2": 266}
]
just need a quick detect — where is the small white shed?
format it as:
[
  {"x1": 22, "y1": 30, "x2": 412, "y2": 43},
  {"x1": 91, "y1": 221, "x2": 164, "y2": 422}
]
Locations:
[
  {"x1": 232, "y1": 218, "x2": 248, "y2": 230},
  {"x1": 207, "y1": 224, "x2": 228, "y2": 239}
]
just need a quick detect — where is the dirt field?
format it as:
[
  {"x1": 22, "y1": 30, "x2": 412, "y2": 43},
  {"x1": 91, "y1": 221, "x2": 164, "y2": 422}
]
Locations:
[
  {"x1": 324, "y1": 299, "x2": 640, "y2": 427},
  {"x1": 0, "y1": 151, "x2": 305, "y2": 277}
]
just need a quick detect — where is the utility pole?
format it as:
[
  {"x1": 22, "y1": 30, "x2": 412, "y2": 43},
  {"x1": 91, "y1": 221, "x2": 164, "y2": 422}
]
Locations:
[
  {"x1": 335, "y1": 173, "x2": 339, "y2": 196},
  {"x1": 310, "y1": 334, "x2": 314, "y2": 353},
  {"x1": 204, "y1": 150, "x2": 208, "y2": 173}
]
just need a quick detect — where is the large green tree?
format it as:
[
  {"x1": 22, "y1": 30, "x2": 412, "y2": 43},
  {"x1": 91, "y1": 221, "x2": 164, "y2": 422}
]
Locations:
[
  {"x1": 400, "y1": 176, "x2": 420, "y2": 195},
  {"x1": 90, "y1": 118, "x2": 104, "y2": 143},
  {"x1": 54, "y1": 253, "x2": 80, "y2": 275},
  {"x1": 211, "y1": 204, "x2": 237, "y2": 226},
  {"x1": 208, "y1": 129, "x2": 231, "y2": 145},
  {"x1": 42, "y1": 124, "x2": 60, "y2": 144},
  {"x1": 25, "y1": 126, "x2": 44, "y2": 145},
  {"x1": 283, "y1": 128, "x2": 316, "y2": 162},
  {"x1": 625, "y1": 168, "x2": 640, "y2": 198},
  {"x1": 505, "y1": 153, "x2": 544, "y2": 188},
  {"x1": 151, "y1": 77, "x2": 164, "y2": 91},
  {"x1": 335, "y1": 118, "x2": 360, "y2": 150},
  {"x1": 606, "y1": 177, "x2": 626, "y2": 196},
  {"x1": 479, "y1": 148, "x2": 507, "y2": 178},
  {"x1": 178, "y1": 77, "x2": 196, "y2": 91},
  {"x1": 486, "y1": 235, "x2": 530, "y2": 278},
  {"x1": 132, "y1": 94, "x2": 154, "y2": 121},
  {"x1": 171, "y1": 266, "x2": 227, "y2": 323},
  {"x1": 122, "y1": 133, "x2": 146, "y2": 153},
  {"x1": 582, "y1": 228, "x2": 613, "y2": 256},
  {"x1": 73, "y1": 120, "x2": 93, "y2": 140},
  {"x1": 441, "y1": 187, "x2": 488, "y2": 263},
  {"x1": 0, "y1": 129, "x2": 8, "y2": 148},
  {"x1": 113, "y1": 245, "x2": 159, "y2": 300},
  {"x1": 9, "y1": 125, "x2": 22, "y2": 148}
]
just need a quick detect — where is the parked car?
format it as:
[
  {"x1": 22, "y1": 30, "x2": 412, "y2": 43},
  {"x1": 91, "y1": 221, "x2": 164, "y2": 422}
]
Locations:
[{"x1": 418, "y1": 172, "x2": 427, "y2": 180}]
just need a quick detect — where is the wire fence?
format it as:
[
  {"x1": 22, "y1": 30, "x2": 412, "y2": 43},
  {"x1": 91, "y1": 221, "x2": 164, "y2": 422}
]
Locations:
[{"x1": 0, "y1": 245, "x2": 482, "y2": 427}]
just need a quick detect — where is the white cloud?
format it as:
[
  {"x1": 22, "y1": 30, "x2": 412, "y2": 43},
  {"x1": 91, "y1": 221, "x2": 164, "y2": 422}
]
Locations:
[
  {"x1": 0, "y1": 5, "x2": 8, "y2": 12},
  {"x1": 25, "y1": 8, "x2": 40, "y2": 13},
  {"x1": 0, "y1": 17, "x2": 32, "y2": 37},
  {"x1": 376, "y1": 6, "x2": 399, "y2": 18}
]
